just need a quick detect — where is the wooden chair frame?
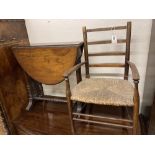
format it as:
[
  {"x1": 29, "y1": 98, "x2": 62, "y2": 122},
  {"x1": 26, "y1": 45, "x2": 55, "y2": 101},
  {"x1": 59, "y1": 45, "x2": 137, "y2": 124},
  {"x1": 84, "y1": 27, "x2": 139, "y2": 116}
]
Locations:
[{"x1": 64, "y1": 22, "x2": 140, "y2": 134}]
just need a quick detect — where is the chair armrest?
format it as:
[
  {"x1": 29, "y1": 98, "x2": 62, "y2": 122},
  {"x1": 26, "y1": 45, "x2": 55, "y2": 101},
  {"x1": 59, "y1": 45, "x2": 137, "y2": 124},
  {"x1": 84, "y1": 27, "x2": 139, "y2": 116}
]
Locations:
[
  {"x1": 63, "y1": 62, "x2": 86, "y2": 78},
  {"x1": 127, "y1": 61, "x2": 140, "y2": 81}
]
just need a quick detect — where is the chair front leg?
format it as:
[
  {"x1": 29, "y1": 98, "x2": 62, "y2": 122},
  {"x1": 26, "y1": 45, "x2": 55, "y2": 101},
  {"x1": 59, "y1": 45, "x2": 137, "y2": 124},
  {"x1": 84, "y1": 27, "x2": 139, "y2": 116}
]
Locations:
[
  {"x1": 133, "y1": 81, "x2": 140, "y2": 135},
  {"x1": 121, "y1": 106, "x2": 128, "y2": 134},
  {"x1": 67, "y1": 98, "x2": 75, "y2": 134},
  {"x1": 65, "y1": 77, "x2": 75, "y2": 134}
]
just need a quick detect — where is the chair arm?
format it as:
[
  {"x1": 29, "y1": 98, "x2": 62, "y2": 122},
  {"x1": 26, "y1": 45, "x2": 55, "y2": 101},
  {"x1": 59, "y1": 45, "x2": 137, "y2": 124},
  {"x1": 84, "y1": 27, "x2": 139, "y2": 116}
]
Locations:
[
  {"x1": 63, "y1": 62, "x2": 86, "y2": 78},
  {"x1": 127, "y1": 61, "x2": 140, "y2": 81}
]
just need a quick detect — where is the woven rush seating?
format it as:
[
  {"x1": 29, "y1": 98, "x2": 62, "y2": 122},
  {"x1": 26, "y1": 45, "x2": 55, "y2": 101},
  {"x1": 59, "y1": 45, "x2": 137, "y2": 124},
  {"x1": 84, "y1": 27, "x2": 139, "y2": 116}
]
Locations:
[{"x1": 71, "y1": 78, "x2": 134, "y2": 106}]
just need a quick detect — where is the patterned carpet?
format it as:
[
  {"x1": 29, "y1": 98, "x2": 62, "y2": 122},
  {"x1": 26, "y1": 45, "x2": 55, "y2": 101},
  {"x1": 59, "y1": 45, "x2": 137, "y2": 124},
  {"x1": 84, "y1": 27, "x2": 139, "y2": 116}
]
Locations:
[{"x1": 0, "y1": 111, "x2": 7, "y2": 135}]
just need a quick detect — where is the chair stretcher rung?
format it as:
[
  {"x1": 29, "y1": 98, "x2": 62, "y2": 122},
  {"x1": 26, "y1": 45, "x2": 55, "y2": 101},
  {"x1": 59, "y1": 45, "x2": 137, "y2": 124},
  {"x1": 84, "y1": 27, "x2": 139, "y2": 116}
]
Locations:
[
  {"x1": 73, "y1": 118, "x2": 133, "y2": 129},
  {"x1": 73, "y1": 112, "x2": 133, "y2": 123}
]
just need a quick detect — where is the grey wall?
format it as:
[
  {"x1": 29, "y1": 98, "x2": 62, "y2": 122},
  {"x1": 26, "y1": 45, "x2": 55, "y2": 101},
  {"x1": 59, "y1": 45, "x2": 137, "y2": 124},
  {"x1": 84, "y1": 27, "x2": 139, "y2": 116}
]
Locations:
[{"x1": 142, "y1": 19, "x2": 155, "y2": 115}]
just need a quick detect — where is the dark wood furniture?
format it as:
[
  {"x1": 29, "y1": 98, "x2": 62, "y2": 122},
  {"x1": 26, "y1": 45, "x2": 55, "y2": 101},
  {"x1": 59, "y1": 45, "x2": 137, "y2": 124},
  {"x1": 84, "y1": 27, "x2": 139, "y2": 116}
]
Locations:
[
  {"x1": 12, "y1": 43, "x2": 83, "y2": 110},
  {"x1": 0, "y1": 20, "x2": 140, "y2": 135},
  {"x1": 64, "y1": 22, "x2": 140, "y2": 134},
  {"x1": 0, "y1": 19, "x2": 30, "y2": 134},
  {"x1": 10, "y1": 42, "x2": 83, "y2": 134}
]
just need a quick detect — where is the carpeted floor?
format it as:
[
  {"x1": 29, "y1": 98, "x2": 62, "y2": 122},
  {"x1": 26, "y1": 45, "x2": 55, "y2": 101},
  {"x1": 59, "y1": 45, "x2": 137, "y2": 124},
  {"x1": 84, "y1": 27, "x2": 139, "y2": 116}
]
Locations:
[{"x1": 0, "y1": 111, "x2": 7, "y2": 135}]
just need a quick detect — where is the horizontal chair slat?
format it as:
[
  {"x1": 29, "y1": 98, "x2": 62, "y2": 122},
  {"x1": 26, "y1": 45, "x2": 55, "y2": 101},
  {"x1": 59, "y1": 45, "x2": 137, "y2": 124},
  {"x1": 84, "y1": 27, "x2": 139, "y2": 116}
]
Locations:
[
  {"x1": 86, "y1": 26, "x2": 127, "y2": 32},
  {"x1": 88, "y1": 51, "x2": 126, "y2": 56},
  {"x1": 88, "y1": 39, "x2": 126, "y2": 45},
  {"x1": 90, "y1": 73, "x2": 125, "y2": 77},
  {"x1": 73, "y1": 118, "x2": 133, "y2": 129},
  {"x1": 89, "y1": 63, "x2": 125, "y2": 67}
]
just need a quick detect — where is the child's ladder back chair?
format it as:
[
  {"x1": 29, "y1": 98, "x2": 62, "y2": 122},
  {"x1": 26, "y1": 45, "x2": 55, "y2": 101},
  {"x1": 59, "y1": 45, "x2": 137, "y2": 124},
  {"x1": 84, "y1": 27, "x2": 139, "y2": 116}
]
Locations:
[{"x1": 64, "y1": 22, "x2": 140, "y2": 134}]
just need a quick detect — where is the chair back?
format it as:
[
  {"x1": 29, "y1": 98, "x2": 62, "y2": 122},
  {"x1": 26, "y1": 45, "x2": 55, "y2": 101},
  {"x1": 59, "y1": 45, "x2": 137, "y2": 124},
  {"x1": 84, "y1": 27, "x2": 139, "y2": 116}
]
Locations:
[{"x1": 82, "y1": 22, "x2": 131, "y2": 79}]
